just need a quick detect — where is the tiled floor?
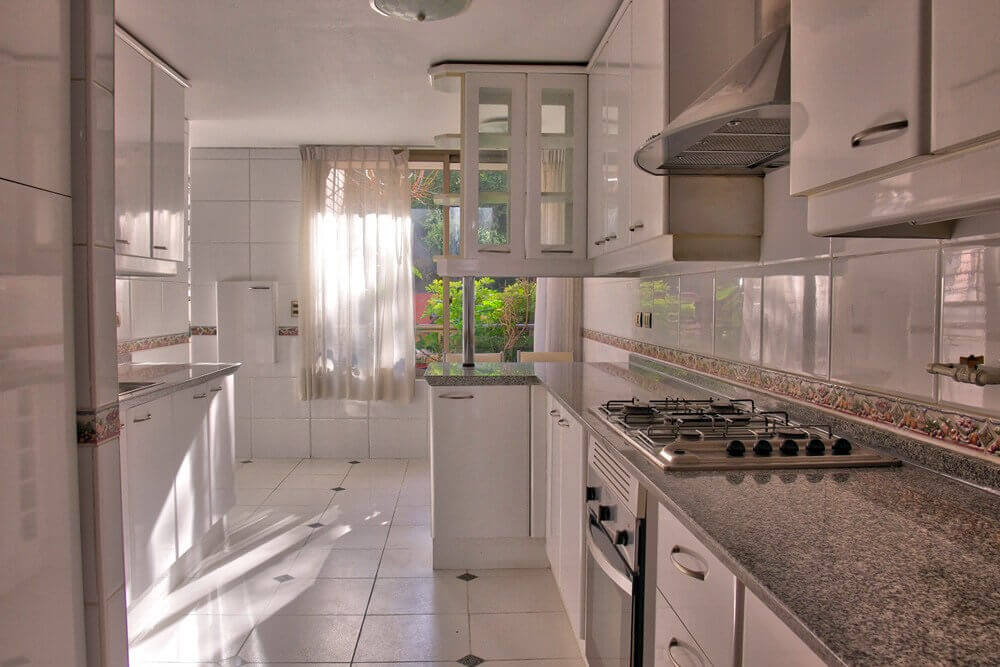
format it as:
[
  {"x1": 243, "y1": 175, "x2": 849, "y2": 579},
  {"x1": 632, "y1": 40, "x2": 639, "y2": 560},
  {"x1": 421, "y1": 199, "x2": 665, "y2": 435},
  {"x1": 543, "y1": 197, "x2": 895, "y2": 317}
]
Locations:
[{"x1": 128, "y1": 458, "x2": 584, "y2": 666}]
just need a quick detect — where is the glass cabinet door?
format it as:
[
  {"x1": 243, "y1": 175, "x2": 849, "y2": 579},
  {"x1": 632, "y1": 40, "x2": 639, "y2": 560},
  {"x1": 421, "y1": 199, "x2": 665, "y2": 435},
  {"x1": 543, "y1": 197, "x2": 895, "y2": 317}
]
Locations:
[
  {"x1": 526, "y1": 74, "x2": 588, "y2": 259},
  {"x1": 462, "y1": 72, "x2": 526, "y2": 258}
]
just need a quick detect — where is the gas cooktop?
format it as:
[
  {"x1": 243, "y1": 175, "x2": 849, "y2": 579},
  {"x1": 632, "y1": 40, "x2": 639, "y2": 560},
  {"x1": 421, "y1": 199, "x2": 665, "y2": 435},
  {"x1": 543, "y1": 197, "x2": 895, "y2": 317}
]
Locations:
[{"x1": 592, "y1": 397, "x2": 899, "y2": 471}]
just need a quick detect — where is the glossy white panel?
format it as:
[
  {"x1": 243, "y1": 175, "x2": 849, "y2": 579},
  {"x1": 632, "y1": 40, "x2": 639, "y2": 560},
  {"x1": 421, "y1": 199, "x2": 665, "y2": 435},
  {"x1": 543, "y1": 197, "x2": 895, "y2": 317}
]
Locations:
[
  {"x1": 831, "y1": 249, "x2": 938, "y2": 399},
  {"x1": 152, "y1": 67, "x2": 187, "y2": 263},
  {"x1": 0, "y1": 0, "x2": 71, "y2": 194},
  {"x1": 96, "y1": 440, "x2": 125, "y2": 596},
  {"x1": 370, "y1": 419, "x2": 429, "y2": 459},
  {"x1": 190, "y1": 334, "x2": 218, "y2": 363},
  {"x1": 72, "y1": 81, "x2": 115, "y2": 247},
  {"x1": 114, "y1": 37, "x2": 152, "y2": 255},
  {"x1": 190, "y1": 147, "x2": 249, "y2": 160},
  {"x1": 760, "y1": 167, "x2": 829, "y2": 263},
  {"x1": 250, "y1": 200, "x2": 301, "y2": 243},
  {"x1": 939, "y1": 242, "x2": 1000, "y2": 413},
  {"x1": 678, "y1": 272, "x2": 714, "y2": 355},
  {"x1": 252, "y1": 377, "x2": 309, "y2": 419},
  {"x1": 235, "y1": 418, "x2": 252, "y2": 459},
  {"x1": 250, "y1": 159, "x2": 301, "y2": 201},
  {"x1": 130, "y1": 279, "x2": 163, "y2": 338},
  {"x1": 762, "y1": 260, "x2": 831, "y2": 378},
  {"x1": 250, "y1": 147, "x2": 301, "y2": 160},
  {"x1": 714, "y1": 268, "x2": 762, "y2": 363},
  {"x1": 162, "y1": 281, "x2": 189, "y2": 333},
  {"x1": 311, "y1": 419, "x2": 370, "y2": 459},
  {"x1": 191, "y1": 201, "x2": 249, "y2": 243},
  {"x1": 190, "y1": 283, "x2": 218, "y2": 325},
  {"x1": 582, "y1": 277, "x2": 638, "y2": 340},
  {"x1": 190, "y1": 243, "x2": 250, "y2": 284},
  {"x1": 311, "y1": 397, "x2": 369, "y2": 419},
  {"x1": 370, "y1": 380, "x2": 427, "y2": 419},
  {"x1": 115, "y1": 278, "x2": 132, "y2": 341},
  {"x1": 70, "y1": 0, "x2": 113, "y2": 89},
  {"x1": 91, "y1": 245, "x2": 119, "y2": 406},
  {"x1": 636, "y1": 276, "x2": 679, "y2": 348},
  {"x1": 191, "y1": 159, "x2": 249, "y2": 201},
  {"x1": 275, "y1": 282, "x2": 300, "y2": 326},
  {"x1": 252, "y1": 419, "x2": 310, "y2": 458},
  {"x1": 250, "y1": 242, "x2": 299, "y2": 283}
]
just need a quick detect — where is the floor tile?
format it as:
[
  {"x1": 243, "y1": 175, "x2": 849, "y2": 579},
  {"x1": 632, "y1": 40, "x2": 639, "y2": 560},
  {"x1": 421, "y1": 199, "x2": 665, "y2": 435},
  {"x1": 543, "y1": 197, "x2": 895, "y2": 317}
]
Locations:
[
  {"x1": 321, "y1": 501, "x2": 394, "y2": 528},
  {"x1": 368, "y1": 577, "x2": 469, "y2": 614},
  {"x1": 468, "y1": 572, "x2": 564, "y2": 613},
  {"x1": 304, "y1": 524, "x2": 390, "y2": 549},
  {"x1": 235, "y1": 487, "x2": 274, "y2": 505},
  {"x1": 470, "y1": 612, "x2": 581, "y2": 659},
  {"x1": 487, "y1": 661, "x2": 585, "y2": 667},
  {"x1": 129, "y1": 614, "x2": 254, "y2": 663},
  {"x1": 294, "y1": 457, "x2": 354, "y2": 474},
  {"x1": 377, "y1": 547, "x2": 463, "y2": 578},
  {"x1": 268, "y1": 578, "x2": 374, "y2": 615},
  {"x1": 239, "y1": 613, "x2": 364, "y2": 662},
  {"x1": 392, "y1": 505, "x2": 430, "y2": 526},
  {"x1": 387, "y1": 525, "x2": 432, "y2": 549},
  {"x1": 289, "y1": 548, "x2": 382, "y2": 579},
  {"x1": 262, "y1": 487, "x2": 337, "y2": 506},
  {"x1": 398, "y1": 483, "x2": 431, "y2": 506},
  {"x1": 354, "y1": 614, "x2": 470, "y2": 661},
  {"x1": 279, "y1": 473, "x2": 349, "y2": 489},
  {"x1": 186, "y1": 577, "x2": 281, "y2": 616}
]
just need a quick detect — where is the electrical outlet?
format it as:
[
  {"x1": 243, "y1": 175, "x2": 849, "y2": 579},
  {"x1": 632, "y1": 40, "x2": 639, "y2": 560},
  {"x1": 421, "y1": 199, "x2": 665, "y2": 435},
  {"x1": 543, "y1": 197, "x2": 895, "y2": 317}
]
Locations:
[
  {"x1": 642, "y1": 312, "x2": 653, "y2": 328},
  {"x1": 634, "y1": 312, "x2": 643, "y2": 328},
  {"x1": 291, "y1": 300, "x2": 299, "y2": 317}
]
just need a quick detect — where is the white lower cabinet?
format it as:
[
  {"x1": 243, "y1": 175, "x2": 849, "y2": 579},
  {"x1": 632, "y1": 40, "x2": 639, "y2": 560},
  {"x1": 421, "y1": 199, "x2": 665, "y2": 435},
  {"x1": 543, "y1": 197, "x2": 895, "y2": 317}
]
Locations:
[
  {"x1": 553, "y1": 401, "x2": 587, "y2": 638},
  {"x1": 742, "y1": 589, "x2": 825, "y2": 667},
  {"x1": 654, "y1": 589, "x2": 712, "y2": 667},
  {"x1": 208, "y1": 375, "x2": 236, "y2": 525},
  {"x1": 545, "y1": 394, "x2": 563, "y2": 573},
  {"x1": 172, "y1": 382, "x2": 212, "y2": 555}
]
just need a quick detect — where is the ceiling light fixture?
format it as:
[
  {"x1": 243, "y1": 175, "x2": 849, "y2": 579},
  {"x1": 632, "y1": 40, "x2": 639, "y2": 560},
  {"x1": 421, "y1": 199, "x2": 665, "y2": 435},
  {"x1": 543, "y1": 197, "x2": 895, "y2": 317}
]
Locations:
[{"x1": 370, "y1": 0, "x2": 472, "y2": 22}]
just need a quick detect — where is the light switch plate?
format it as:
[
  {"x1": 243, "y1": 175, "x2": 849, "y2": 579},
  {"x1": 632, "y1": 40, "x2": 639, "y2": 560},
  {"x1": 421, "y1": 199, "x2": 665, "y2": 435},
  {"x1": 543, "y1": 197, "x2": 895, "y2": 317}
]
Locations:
[
  {"x1": 642, "y1": 312, "x2": 652, "y2": 328},
  {"x1": 291, "y1": 300, "x2": 299, "y2": 317},
  {"x1": 634, "y1": 312, "x2": 643, "y2": 328}
]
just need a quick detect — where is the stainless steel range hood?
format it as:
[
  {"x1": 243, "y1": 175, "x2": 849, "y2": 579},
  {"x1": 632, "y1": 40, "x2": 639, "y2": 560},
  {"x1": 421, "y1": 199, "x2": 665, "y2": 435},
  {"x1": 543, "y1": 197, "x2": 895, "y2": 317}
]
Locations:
[{"x1": 634, "y1": 26, "x2": 790, "y2": 175}]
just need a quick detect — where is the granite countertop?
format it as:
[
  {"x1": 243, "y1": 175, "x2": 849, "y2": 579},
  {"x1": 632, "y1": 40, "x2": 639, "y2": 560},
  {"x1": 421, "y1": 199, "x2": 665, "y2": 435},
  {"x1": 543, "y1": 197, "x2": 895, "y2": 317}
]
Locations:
[
  {"x1": 427, "y1": 361, "x2": 1000, "y2": 666},
  {"x1": 117, "y1": 362, "x2": 241, "y2": 409}
]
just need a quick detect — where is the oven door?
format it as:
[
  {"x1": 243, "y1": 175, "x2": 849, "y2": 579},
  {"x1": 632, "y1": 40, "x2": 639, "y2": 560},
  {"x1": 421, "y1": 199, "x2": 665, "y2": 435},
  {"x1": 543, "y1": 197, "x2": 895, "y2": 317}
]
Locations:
[{"x1": 585, "y1": 512, "x2": 636, "y2": 667}]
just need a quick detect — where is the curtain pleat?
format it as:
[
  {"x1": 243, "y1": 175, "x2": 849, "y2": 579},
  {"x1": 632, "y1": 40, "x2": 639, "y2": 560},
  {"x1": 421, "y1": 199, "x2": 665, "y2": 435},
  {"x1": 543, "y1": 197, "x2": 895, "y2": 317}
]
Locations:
[
  {"x1": 533, "y1": 277, "x2": 583, "y2": 360},
  {"x1": 299, "y1": 146, "x2": 415, "y2": 402}
]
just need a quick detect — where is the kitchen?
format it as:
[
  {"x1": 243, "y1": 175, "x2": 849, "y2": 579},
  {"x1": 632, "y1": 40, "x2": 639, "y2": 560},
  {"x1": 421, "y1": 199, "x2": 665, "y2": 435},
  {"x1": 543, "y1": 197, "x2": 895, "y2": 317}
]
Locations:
[{"x1": 3, "y1": 0, "x2": 1000, "y2": 666}]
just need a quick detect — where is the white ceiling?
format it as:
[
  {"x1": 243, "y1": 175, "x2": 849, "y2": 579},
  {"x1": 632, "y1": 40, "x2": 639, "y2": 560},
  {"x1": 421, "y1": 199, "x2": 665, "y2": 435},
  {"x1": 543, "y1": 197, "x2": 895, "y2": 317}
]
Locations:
[{"x1": 116, "y1": 0, "x2": 620, "y2": 148}]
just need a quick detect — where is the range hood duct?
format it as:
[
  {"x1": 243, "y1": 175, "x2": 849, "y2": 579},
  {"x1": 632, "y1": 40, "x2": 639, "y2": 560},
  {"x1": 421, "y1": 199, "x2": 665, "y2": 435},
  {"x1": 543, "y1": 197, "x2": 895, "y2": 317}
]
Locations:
[{"x1": 634, "y1": 26, "x2": 790, "y2": 176}]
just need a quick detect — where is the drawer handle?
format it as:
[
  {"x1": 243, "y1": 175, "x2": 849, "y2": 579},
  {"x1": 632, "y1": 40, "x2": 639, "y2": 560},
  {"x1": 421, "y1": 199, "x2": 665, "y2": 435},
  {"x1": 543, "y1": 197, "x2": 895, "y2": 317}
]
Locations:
[
  {"x1": 557, "y1": 418, "x2": 570, "y2": 428},
  {"x1": 670, "y1": 545, "x2": 708, "y2": 581},
  {"x1": 479, "y1": 248, "x2": 512, "y2": 254},
  {"x1": 667, "y1": 638, "x2": 705, "y2": 667},
  {"x1": 540, "y1": 249, "x2": 574, "y2": 254},
  {"x1": 549, "y1": 409, "x2": 561, "y2": 417},
  {"x1": 628, "y1": 222, "x2": 644, "y2": 232},
  {"x1": 440, "y1": 393, "x2": 474, "y2": 400},
  {"x1": 115, "y1": 238, "x2": 130, "y2": 245},
  {"x1": 850, "y1": 119, "x2": 908, "y2": 147},
  {"x1": 210, "y1": 386, "x2": 223, "y2": 392},
  {"x1": 153, "y1": 244, "x2": 168, "y2": 250},
  {"x1": 133, "y1": 413, "x2": 152, "y2": 423},
  {"x1": 606, "y1": 234, "x2": 618, "y2": 241},
  {"x1": 193, "y1": 393, "x2": 208, "y2": 399},
  {"x1": 594, "y1": 239, "x2": 606, "y2": 246}
]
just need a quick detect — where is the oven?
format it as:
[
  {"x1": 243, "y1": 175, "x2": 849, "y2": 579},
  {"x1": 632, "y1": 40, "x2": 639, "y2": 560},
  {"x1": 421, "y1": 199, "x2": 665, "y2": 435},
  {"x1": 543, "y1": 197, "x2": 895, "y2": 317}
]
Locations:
[{"x1": 586, "y1": 437, "x2": 646, "y2": 667}]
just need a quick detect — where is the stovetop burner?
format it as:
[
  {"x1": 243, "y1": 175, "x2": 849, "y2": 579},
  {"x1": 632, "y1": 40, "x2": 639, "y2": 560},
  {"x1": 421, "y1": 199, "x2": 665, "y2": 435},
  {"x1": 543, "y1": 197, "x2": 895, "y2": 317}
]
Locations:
[{"x1": 593, "y1": 396, "x2": 898, "y2": 471}]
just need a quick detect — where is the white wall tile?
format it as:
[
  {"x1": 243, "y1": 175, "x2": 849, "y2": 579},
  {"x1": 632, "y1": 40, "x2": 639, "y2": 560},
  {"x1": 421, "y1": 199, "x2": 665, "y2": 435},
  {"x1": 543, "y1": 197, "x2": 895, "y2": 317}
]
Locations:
[
  {"x1": 252, "y1": 419, "x2": 310, "y2": 458},
  {"x1": 234, "y1": 372, "x2": 253, "y2": 420},
  {"x1": 275, "y1": 282, "x2": 300, "y2": 326},
  {"x1": 191, "y1": 201, "x2": 250, "y2": 243},
  {"x1": 190, "y1": 147, "x2": 249, "y2": 160},
  {"x1": 370, "y1": 419, "x2": 429, "y2": 458},
  {"x1": 250, "y1": 201, "x2": 301, "y2": 243},
  {"x1": 250, "y1": 147, "x2": 301, "y2": 160},
  {"x1": 131, "y1": 343, "x2": 190, "y2": 363},
  {"x1": 636, "y1": 276, "x2": 679, "y2": 348},
  {"x1": 191, "y1": 159, "x2": 249, "y2": 201},
  {"x1": 92, "y1": 246, "x2": 119, "y2": 407},
  {"x1": 369, "y1": 380, "x2": 427, "y2": 419},
  {"x1": 311, "y1": 419, "x2": 370, "y2": 459},
  {"x1": 582, "y1": 338, "x2": 630, "y2": 362},
  {"x1": 235, "y1": 418, "x2": 252, "y2": 460},
  {"x1": 714, "y1": 268, "x2": 762, "y2": 364},
  {"x1": 190, "y1": 243, "x2": 250, "y2": 284},
  {"x1": 96, "y1": 440, "x2": 125, "y2": 596},
  {"x1": 161, "y1": 282, "x2": 189, "y2": 333},
  {"x1": 253, "y1": 377, "x2": 309, "y2": 418},
  {"x1": 831, "y1": 236, "x2": 939, "y2": 257},
  {"x1": 311, "y1": 397, "x2": 368, "y2": 419},
  {"x1": 250, "y1": 159, "x2": 301, "y2": 201},
  {"x1": 762, "y1": 259, "x2": 831, "y2": 378},
  {"x1": 246, "y1": 336, "x2": 300, "y2": 378},
  {"x1": 760, "y1": 166, "x2": 829, "y2": 263},
  {"x1": 129, "y1": 279, "x2": 162, "y2": 339},
  {"x1": 115, "y1": 279, "x2": 132, "y2": 341},
  {"x1": 250, "y1": 243, "x2": 299, "y2": 283},
  {"x1": 190, "y1": 335, "x2": 218, "y2": 362},
  {"x1": 678, "y1": 273, "x2": 715, "y2": 355},
  {"x1": 830, "y1": 249, "x2": 938, "y2": 400},
  {"x1": 190, "y1": 283, "x2": 218, "y2": 326}
]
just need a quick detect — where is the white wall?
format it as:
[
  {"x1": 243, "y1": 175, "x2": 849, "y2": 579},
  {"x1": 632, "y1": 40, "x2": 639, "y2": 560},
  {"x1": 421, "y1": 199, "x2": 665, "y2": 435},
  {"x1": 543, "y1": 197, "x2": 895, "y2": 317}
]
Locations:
[{"x1": 188, "y1": 147, "x2": 428, "y2": 459}]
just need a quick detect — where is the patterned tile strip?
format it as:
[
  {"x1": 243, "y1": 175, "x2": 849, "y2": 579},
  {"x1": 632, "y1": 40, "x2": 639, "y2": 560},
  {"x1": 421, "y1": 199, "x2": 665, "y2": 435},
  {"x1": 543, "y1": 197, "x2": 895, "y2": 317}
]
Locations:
[
  {"x1": 77, "y1": 405, "x2": 121, "y2": 446},
  {"x1": 278, "y1": 326, "x2": 299, "y2": 336},
  {"x1": 117, "y1": 332, "x2": 190, "y2": 357},
  {"x1": 189, "y1": 325, "x2": 218, "y2": 336},
  {"x1": 583, "y1": 328, "x2": 1000, "y2": 458}
]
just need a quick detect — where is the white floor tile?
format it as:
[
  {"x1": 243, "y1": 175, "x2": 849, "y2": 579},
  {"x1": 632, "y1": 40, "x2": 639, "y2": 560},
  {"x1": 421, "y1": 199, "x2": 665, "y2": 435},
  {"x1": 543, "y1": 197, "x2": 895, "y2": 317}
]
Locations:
[
  {"x1": 279, "y1": 473, "x2": 348, "y2": 489},
  {"x1": 321, "y1": 501, "x2": 394, "y2": 528},
  {"x1": 367, "y1": 577, "x2": 469, "y2": 614},
  {"x1": 262, "y1": 487, "x2": 337, "y2": 506},
  {"x1": 470, "y1": 612, "x2": 581, "y2": 659},
  {"x1": 238, "y1": 614, "x2": 364, "y2": 663},
  {"x1": 304, "y1": 524, "x2": 390, "y2": 550},
  {"x1": 186, "y1": 578, "x2": 281, "y2": 617},
  {"x1": 392, "y1": 505, "x2": 430, "y2": 526},
  {"x1": 268, "y1": 578, "x2": 374, "y2": 615},
  {"x1": 288, "y1": 548, "x2": 382, "y2": 579},
  {"x1": 129, "y1": 614, "x2": 254, "y2": 663},
  {"x1": 294, "y1": 458, "x2": 355, "y2": 475},
  {"x1": 354, "y1": 614, "x2": 470, "y2": 661},
  {"x1": 235, "y1": 487, "x2": 273, "y2": 505},
  {"x1": 468, "y1": 572, "x2": 564, "y2": 613},
  {"x1": 387, "y1": 525, "x2": 432, "y2": 549}
]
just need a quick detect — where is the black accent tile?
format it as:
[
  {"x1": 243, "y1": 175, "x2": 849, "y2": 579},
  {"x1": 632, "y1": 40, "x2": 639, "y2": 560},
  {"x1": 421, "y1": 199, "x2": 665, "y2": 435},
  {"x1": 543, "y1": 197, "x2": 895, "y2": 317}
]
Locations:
[
  {"x1": 349, "y1": 460, "x2": 360, "y2": 464},
  {"x1": 273, "y1": 574, "x2": 294, "y2": 583},
  {"x1": 331, "y1": 486, "x2": 346, "y2": 491},
  {"x1": 456, "y1": 573, "x2": 478, "y2": 582},
  {"x1": 307, "y1": 522, "x2": 323, "y2": 528},
  {"x1": 240, "y1": 460, "x2": 252, "y2": 464},
  {"x1": 458, "y1": 654, "x2": 484, "y2": 667}
]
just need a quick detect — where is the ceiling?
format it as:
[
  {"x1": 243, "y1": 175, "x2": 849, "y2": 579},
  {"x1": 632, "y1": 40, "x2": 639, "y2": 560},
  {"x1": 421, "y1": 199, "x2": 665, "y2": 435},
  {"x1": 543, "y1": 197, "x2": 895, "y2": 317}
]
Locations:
[{"x1": 116, "y1": 0, "x2": 620, "y2": 148}]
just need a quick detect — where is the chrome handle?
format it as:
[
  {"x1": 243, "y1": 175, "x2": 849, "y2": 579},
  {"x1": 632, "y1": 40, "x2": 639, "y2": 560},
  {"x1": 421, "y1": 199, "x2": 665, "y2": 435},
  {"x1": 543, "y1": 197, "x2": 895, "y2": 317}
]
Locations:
[
  {"x1": 587, "y1": 519, "x2": 632, "y2": 594},
  {"x1": 594, "y1": 239, "x2": 606, "y2": 246},
  {"x1": 479, "y1": 248, "x2": 511, "y2": 254},
  {"x1": 557, "y1": 419, "x2": 570, "y2": 428},
  {"x1": 628, "y1": 222, "x2": 644, "y2": 232},
  {"x1": 210, "y1": 386, "x2": 223, "y2": 392},
  {"x1": 249, "y1": 285, "x2": 271, "y2": 290},
  {"x1": 606, "y1": 234, "x2": 617, "y2": 241},
  {"x1": 440, "y1": 393, "x2": 474, "y2": 400},
  {"x1": 193, "y1": 393, "x2": 208, "y2": 399},
  {"x1": 850, "y1": 119, "x2": 908, "y2": 147},
  {"x1": 115, "y1": 238, "x2": 130, "y2": 245},
  {"x1": 667, "y1": 638, "x2": 705, "y2": 667},
  {"x1": 670, "y1": 545, "x2": 707, "y2": 581},
  {"x1": 549, "y1": 409, "x2": 561, "y2": 417},
  {"x1": 133, "y1": 413, "x2": 152, "y2": 423},
  {"x1": 540, "y1": 249, "x2": 574, "y2": 254},
  {"x1": 153, "y1": 244, "x2": 168, "y2": 250}
]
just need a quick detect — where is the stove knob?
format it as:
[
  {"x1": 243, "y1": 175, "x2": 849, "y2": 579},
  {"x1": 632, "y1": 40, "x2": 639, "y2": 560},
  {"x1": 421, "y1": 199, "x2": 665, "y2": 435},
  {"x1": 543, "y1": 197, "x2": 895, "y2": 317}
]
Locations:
[
  {"x1": 598, "y1": 505, "x2": 613, "y2": 521},
  {"x1": 586, "y1": 486, "x2": 600, "y2": 501},
  {"x1": 780, "y1": 439, "x2": 799, "y2": 456},
  {"x1": 615, "y1": 530, "x2": 630, "y2": 546},
  {"x1": 806, "y1": 438, "x2": 825, "y2": 456},
  {"x1": 753, "y1": 439, "x2": 773, "y2": 456},
  {"x1": 832, "y1": 438, "x2": 852, "y2": 455},
  {"x1": 726, "y1": 440, "x2": 746, "y2": 457}
]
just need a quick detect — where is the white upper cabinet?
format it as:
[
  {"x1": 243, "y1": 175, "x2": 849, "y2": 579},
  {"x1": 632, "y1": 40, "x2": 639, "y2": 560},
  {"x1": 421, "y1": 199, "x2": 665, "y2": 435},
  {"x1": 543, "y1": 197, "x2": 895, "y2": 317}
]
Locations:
[
  {"x1": 604, "y1": 4, "x2": 631, "y2": 253},
  {"x1": 587, "y1": 51, "x2": 608, "y2": 258},
  {"x1": 526, "y1": 74, "x2": 588, "y2": 260},
  {"x1": 931, "y1": 1, "x2": 1000, "y2": 152},
  {"x1": 790, "y1": 0, "x2": 930, "y2": 195},
  {"x1": 152, "y1": 66, "x2": 186, "y2": 263},
  {"x1": 115, "y1": 37, "x2": 152, "y2": 256}
]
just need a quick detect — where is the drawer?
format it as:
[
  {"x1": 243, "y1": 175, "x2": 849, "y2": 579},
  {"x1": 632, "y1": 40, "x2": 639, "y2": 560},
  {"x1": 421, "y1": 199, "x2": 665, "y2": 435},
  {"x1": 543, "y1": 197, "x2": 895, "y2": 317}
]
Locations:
[
  {"x1": 657, "y1": 502, "x2": 737, "y2": 667},
  {"x1": 654, "y1": 589, "x2": 712, "y2": 667}
]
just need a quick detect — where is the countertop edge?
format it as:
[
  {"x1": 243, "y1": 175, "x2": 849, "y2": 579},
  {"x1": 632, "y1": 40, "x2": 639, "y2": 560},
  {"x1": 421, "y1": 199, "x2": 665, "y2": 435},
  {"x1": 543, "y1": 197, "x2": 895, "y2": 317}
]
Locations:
[{"x1": 118, "y1": 363, "x2": 242, "y2": 410}]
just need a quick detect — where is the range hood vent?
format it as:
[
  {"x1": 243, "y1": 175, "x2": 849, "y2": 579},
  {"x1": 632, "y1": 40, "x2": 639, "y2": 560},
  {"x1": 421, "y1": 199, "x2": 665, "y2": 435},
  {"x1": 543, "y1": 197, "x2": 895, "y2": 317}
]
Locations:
[{"x1": 635, "y1": 26, "x2": 790, "y2": 175}]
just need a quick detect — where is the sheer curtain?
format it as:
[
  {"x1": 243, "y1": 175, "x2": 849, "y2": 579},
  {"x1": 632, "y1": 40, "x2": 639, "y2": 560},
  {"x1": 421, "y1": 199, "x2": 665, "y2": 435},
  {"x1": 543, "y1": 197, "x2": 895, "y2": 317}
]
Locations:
[
  {"x1": 299, "y1": 146, "x2": 414, "y2": 402},
  {"x1": 533, "y1": 277, "x2": 583, "y2": 360}
]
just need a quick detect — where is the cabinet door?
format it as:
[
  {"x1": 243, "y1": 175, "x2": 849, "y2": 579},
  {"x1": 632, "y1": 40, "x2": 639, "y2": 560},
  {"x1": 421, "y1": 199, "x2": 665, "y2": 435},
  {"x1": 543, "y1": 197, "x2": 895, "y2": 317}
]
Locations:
[
  {"x1": 629, "y1": 0, "x2": 666, "y2": 244},
  {"x1": 790, "y1": 0, "x2": 929, "y2": 194},
  {"x1": 431, "y1": 385, "x2": 530, "y2": 538},
  {"x1": 604, "y1": 5, "x2": 631, "y2": 251},
  {"x1": 114, "y1": 37, "x2": 152, "y2": 256},
  {"x1": 152, "y1": 66, "x2": 186, "y2": 262},
  {"x1": 207, "y1": 374, "x2": 236, "y2": 526},
  {"x1": 124, "y1": 396, "x2": 174, "y2": 596},
  {"x1": 654, "y1": 589, "x2": 712, "y2": 667},
  {"x1": 172, "y1": 382, "x2": 211, "y2": 556},
  {"x1": 462, "y1": 72, "x2": 526, "y2": 259},
  {"x1": 931, "y1": 1, "x2": 1000, "y2": 152},
  {"x1": 526, "y1": 74, "x2": 588, "y2": 260},
  {"x1": 545, "y1": 395, "x2": 562, "y2": 572},
  {"x1": 588, "y1": 48, "x2": 609, "y2": 258},
  {"x1": 557, "y1": 413, "x2": 586, "y2": 639},
  {"x1": 743, "y1": 589, "x2": 825, "y2": 667}
]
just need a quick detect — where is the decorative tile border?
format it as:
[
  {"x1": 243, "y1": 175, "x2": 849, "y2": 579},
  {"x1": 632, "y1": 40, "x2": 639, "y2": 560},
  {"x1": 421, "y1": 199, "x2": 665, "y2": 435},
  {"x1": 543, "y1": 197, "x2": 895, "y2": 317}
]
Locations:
[
  {"x1": 583, "y1": 328, "x2": 1000, "y2": 459},
  {"x1": 76, "y1": 405, "x2": 121, "y2": 446},
  {"x1": 189, "y1": 325, "x2": 218, "y2": 336},
  {"x1": 117, "y1": 332, "x2": 191, "y2": 358},
  {"x1": 278, "y1": 326, "x2": 299, "y2": 336}
]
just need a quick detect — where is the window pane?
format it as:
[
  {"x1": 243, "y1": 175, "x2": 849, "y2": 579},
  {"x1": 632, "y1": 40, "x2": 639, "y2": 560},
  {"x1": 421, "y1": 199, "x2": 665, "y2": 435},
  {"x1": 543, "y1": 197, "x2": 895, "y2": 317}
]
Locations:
[
  {"x1": 539, "y1": 88, "x2": 575, "y2": 249},
  {"x1": 478, "y1": 87, "x2": 511, "y2": 247}
]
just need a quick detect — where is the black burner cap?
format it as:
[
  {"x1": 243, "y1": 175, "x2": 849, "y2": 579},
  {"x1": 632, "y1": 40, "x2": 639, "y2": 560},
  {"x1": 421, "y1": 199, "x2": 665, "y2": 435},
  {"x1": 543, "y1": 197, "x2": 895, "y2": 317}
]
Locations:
[
  {"x1": 753, "y1": 439, "x2": 772, "y2": 456},
  {"x1": 832, "y1": 438, "x2": 852, "y2": 455},
  {"x1": 726, "y1": 440, "x2": 746, "y2": 457}
]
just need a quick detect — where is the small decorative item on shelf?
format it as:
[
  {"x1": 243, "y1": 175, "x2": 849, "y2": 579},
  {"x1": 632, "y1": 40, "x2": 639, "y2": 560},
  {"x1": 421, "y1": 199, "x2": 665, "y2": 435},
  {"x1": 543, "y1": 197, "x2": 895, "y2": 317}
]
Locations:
[{"x1": 927, "y1": 354, "x2": 1000, "y2": 385}]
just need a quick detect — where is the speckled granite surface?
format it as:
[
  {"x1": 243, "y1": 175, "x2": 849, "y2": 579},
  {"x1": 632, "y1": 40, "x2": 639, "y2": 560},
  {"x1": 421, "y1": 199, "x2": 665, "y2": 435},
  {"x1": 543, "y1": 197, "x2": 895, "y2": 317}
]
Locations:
[
  {"x1": 118, "y1": 362, "x2": 241, "y2": 409},
  {"x1": 429, "y1": 360, "x2": 1000, "y2": 665},
  {"x1": 424, "y1": 362, "x2": 541, "y2": 385}
]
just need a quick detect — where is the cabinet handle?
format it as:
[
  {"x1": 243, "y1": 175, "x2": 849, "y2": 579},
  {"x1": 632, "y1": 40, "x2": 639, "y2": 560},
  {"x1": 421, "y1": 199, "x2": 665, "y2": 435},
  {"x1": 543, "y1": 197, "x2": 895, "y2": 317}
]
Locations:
[
  {"x1": 153, "y1": 244, "x2": 168, "y2": 250},
  {"x1": 549, "y1": 409, "x2": 561, "y2": 417},
  {"x1": 133, "y1": 413, "x2": 152, "y2": 423},
  {"x1": 628, "y1": 222, "x2": 644, "y2": 232},
  {"x1": 606, "y1": 234, "x2": 618, "y2": 241},
  {"x1": 210, "y1": 386, "x2": 223, "y2": 392},
  {"x1": 479, "y1": 248, "x2": 511, "y2": 254},
  {"x1": 557, "y1": 419, "x2": 570, "y2": 428},
  {"x1": 669, "y1": 545, "x2": 708, "y2": 581},
  {"x1": 541, "y1": 249, "x2": 574, "y2": 254},
  {"x1": 667, "y1": 638, "x2": 705, "y2": 667},
  {"x1": 193, "y1": 393, "x2": 208, "y2": 399},
  {"x1": 249, "y1": 285, "x2": 271, "y2": 290},
  {"x1": 850, "y1": 119, "x2": 908, "y2": 147},
  {"x1": 440, "y1": 393, "x2": 474, "y2": 400},
  {"x1": 594, "y1": 239, "x2": 606, "y2": 246},
  {"x1": 115, "y1": 238, "x2": 130, "y2": 245}
]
